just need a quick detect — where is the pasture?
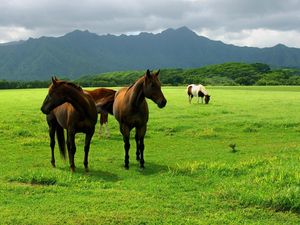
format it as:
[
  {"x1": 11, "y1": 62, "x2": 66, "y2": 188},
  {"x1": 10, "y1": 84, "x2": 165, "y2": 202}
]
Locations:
[{"x1": 0, "y1": 86, "x2": 300, "y2": 224}]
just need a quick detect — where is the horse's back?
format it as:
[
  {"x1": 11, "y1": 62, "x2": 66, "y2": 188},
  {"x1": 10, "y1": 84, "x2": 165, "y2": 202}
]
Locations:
[{"x1": 85, "y1": 88, "x2": 116, "y2": 101}]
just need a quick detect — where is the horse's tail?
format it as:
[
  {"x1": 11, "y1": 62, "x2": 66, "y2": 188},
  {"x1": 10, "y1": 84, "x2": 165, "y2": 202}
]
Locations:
[
  {"x1": 96, "y1": 90, "x2": 116, "y2": 115},
  {"x1": 56, "y1": 125, "x2": 66, "y2": 159}
]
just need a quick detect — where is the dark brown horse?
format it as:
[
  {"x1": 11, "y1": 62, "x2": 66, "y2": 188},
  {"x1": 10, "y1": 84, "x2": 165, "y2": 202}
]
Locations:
[
  {"x1": 41, "y1": 77, "x2": 97, "y2": 172},
  {"x1": 113, "y1": 69, "x2": 167, "y2": 169},
  {"x1": 84, "y1": 88, "x2": 116, "y2": 138}
]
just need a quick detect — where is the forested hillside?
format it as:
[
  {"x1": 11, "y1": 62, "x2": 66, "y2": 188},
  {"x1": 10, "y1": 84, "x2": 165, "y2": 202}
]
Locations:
[
  {"x1": 75, "y1": 62, "x2": 300, "y2": 86},
  {"x1": 1, "y1": 62, "x2": 299, "y2": 89}
]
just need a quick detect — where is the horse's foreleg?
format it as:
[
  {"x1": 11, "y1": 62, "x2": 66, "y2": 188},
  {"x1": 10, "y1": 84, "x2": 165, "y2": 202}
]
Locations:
[
  {"x1": 83, "y1": 130, "x2": 94, "y2": 172},
  {"x1": 67, "y1": 130, "x2": 76, "y2": 172},
  {"x1": 136, "y1": 126, "x2": 146, "y2": 169},
  {"x1": 120, "y1": 125, "x2": 130, "y2": 169}
]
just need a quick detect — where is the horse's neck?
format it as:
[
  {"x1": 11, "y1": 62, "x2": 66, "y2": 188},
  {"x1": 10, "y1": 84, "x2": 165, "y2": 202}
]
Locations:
[
  {"x1": 128, "y1": 77, "x2": 145, "y2": 107},
  {"x1": 66, "y1": 87, "x2": 97, "y2": 121},
  {"x1": 201, "y1": 89, "x2": 208, "y2": 96}
]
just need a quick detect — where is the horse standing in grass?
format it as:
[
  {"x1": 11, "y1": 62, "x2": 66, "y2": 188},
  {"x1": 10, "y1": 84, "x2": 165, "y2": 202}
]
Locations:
[
  {"x1": 84, "y1": 88, "x2": 116, "y2": 138},
  {"x1": 187, "y1": 84, "x2": 211, "y2": 104},
  {"x1": 41, "y1": 77, "x2": 97, "y2": 172},
  {"x1": 112, "y1": 69, "x2": 167, "y2": 169}
]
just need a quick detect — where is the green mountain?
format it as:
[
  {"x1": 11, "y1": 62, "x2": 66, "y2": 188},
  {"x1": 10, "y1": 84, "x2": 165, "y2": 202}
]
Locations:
[{"x1": 1, "y1": 27, "x2": 300, "y2": 81}]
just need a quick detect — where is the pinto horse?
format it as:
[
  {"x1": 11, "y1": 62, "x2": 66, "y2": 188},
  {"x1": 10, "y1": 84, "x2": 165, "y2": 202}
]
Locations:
[
  {"x1": 41, "y1": 77, "x2": 97, "y2": 172},
  {"x1": 113, "y1": 69, "x2": 167, "y2": 169},
  {"x1": 187, "y1": 84, "x2": 211, "y2": 104},
  {"x1": 84, "y1": 88, "x2": 116, "y2": 138}
]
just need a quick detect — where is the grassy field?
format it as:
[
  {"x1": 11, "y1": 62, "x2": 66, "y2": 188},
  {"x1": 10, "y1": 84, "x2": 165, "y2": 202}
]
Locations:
[{"x1": 0, "y1": 86, "x2": 300, "y2": 224}]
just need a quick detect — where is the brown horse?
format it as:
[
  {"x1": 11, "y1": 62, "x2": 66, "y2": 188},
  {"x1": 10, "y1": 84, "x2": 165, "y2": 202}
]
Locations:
[
  {"x1": 113, "y1": 69, "x2": 167, "y2": 169},
  {"x1": 84, "y1": 88, "x2": 116, "y2": 138},
  {"x1": 41, "y1": 77, "x2": 97, "y2": 172}
]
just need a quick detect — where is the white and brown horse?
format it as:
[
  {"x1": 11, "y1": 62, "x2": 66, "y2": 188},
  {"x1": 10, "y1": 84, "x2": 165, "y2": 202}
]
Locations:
[{"x1": 187, "y1": 84, "x2": 211, "y2": 104}]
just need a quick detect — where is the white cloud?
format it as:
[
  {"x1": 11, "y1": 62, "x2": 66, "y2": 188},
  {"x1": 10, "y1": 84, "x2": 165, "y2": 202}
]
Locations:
[
  {"x1": 0, "y1": 0, "x2": 299, "y2": 47},
  {"x1": 197, "y1": 28, "x2": 300, "y2": 48},
  {"x1": 0, "y1": 26, "x2": 33, "y2": 43}
]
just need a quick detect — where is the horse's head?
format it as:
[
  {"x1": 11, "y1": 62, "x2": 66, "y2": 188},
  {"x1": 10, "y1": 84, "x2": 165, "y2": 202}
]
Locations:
[
  {"x1": 204, "y1": 95, "x2": 211, "y2": 104},
  {"x1": 143, "y1": 69, "x2": 167, "y2": 108},
  {"x1": 41, "y1": 77, "x2": 82, "y2": 114}
]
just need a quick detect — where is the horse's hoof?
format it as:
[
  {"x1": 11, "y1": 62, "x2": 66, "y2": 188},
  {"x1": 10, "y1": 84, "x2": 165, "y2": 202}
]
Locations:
[
  {"x1": 85, "y1": 168, "x2": 89, "y2": 173},
  {"x1": 51, "y1": 162, "x2": 56, "y2": 168},
  {"x1": 124, "y1": 165, "x2": 129, "y2": 170}
]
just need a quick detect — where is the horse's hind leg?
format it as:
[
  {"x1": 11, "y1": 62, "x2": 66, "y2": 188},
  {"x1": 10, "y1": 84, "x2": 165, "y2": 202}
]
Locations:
[
  {"x1": 105, "y1": 123, "x2": 110, "y2": 138},
  {"x1": 188, "y1": 95, "x2": 192, "y2": 104},
  {"x1": 99, "y1": 118, "x2": 103, "y2": 137},
  {"x1": 120, "y1": 124, "x2": 130, "y2": 169},
  {"x1": 83, "y1": 130, "x2": 94, "y2": 172},
  {"x1": 136, "y1": 126, "x2": 146, "y2": 168},
  {"x1": 101, "y1": 114, "x2": 110, "y2": 138},
  {"x1": 135, "y1": 133, "x2": 140, "y2": 161},
  {"x1": 67, "y1": 130, "x2": 76, "y2": 172},
  {"x1": 47, "y1": 115, "x2": 57, "y2": 168},
  {"x1": 49, "y1": 125, "x2": 56, "y2": 167}
]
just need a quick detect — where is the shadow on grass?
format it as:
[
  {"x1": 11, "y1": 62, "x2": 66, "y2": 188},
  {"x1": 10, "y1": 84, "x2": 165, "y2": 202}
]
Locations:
[
  {"x1": 136, "y1": 161, "x2": 169, "y2": 176},
  {"x1": 57, "y1": 167, "x2": 121, "y2": 182}
]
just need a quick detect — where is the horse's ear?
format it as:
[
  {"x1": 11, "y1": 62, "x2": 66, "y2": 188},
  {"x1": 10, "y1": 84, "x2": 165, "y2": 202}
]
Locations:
[
  {"x1": 155, "y1": 69, "x2": 160, "y2": 77},
  {"x1": 146, "y1": 69, "x2": 151, "y2": 78},
  {"x1": 52, "y1": 76, "x2": 57, "y2": 85}
]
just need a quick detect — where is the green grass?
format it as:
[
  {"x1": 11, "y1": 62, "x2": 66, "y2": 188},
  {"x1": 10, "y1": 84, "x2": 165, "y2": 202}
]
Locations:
[{"x1": 0, "y1": 86, "x2": 300, "y2": 224}]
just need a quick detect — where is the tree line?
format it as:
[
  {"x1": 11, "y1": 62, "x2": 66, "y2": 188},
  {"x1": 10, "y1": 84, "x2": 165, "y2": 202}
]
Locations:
[{"x1": 1, "y1": 62, "x2": 300, "y2": 89}]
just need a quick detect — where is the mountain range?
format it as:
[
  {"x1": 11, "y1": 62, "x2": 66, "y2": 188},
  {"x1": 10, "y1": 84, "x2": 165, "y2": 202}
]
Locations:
[{"x1": 0, "y1": 26, "x2": 300, "y2": 81}]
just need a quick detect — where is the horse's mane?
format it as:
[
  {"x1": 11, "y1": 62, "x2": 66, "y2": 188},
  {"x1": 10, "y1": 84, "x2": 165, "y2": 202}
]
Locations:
[
  {"x1": 65, "y1": 81, "x2": 83, "y2": 91},
  {"x1": 125, "y1": 75, "x2": 145, "y2": 94},
  {"x1": 50, "y1": 79, "x2": 83, "y2": 92}
]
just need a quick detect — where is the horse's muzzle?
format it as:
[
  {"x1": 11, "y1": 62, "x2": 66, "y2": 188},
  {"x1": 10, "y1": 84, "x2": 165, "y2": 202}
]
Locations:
[
  {"x1": 158, "y1": 99, "x2": 167, "y2": 108},
  {"x1": 41, "y1": 106, "x2": 49, "y2": 114}
]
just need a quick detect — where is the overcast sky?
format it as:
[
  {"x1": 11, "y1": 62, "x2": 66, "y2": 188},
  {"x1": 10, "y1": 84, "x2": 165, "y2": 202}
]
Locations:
[{"x1": 0, "y1": 0, "x2": 299, "y2": 48}]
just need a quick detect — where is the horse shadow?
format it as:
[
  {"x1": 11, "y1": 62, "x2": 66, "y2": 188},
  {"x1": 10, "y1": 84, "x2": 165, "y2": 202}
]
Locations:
[
  {"x1": 56, "y1": 161, "x2": 168, "y2": 180},
  {"x1": 57, "y1": 167, "x2": 120, "y2": 182},
  {"x1": 133, "y1": 161, "x2": 169, "y2": 176}
]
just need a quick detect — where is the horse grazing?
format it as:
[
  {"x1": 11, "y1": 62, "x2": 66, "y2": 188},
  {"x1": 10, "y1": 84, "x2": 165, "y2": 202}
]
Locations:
[
  {"x1": 41, "y1": 77, "x2": 98, "y2": 172},
  {"x1": 113, "y1": 69, "x2": 167, "y2": 169},
  {"x1": 187, "y1": 84, "x2": 211, "y2": 104},
  {"x1": 84, "y1": 88, "x2": 116, "y2": 138}
]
